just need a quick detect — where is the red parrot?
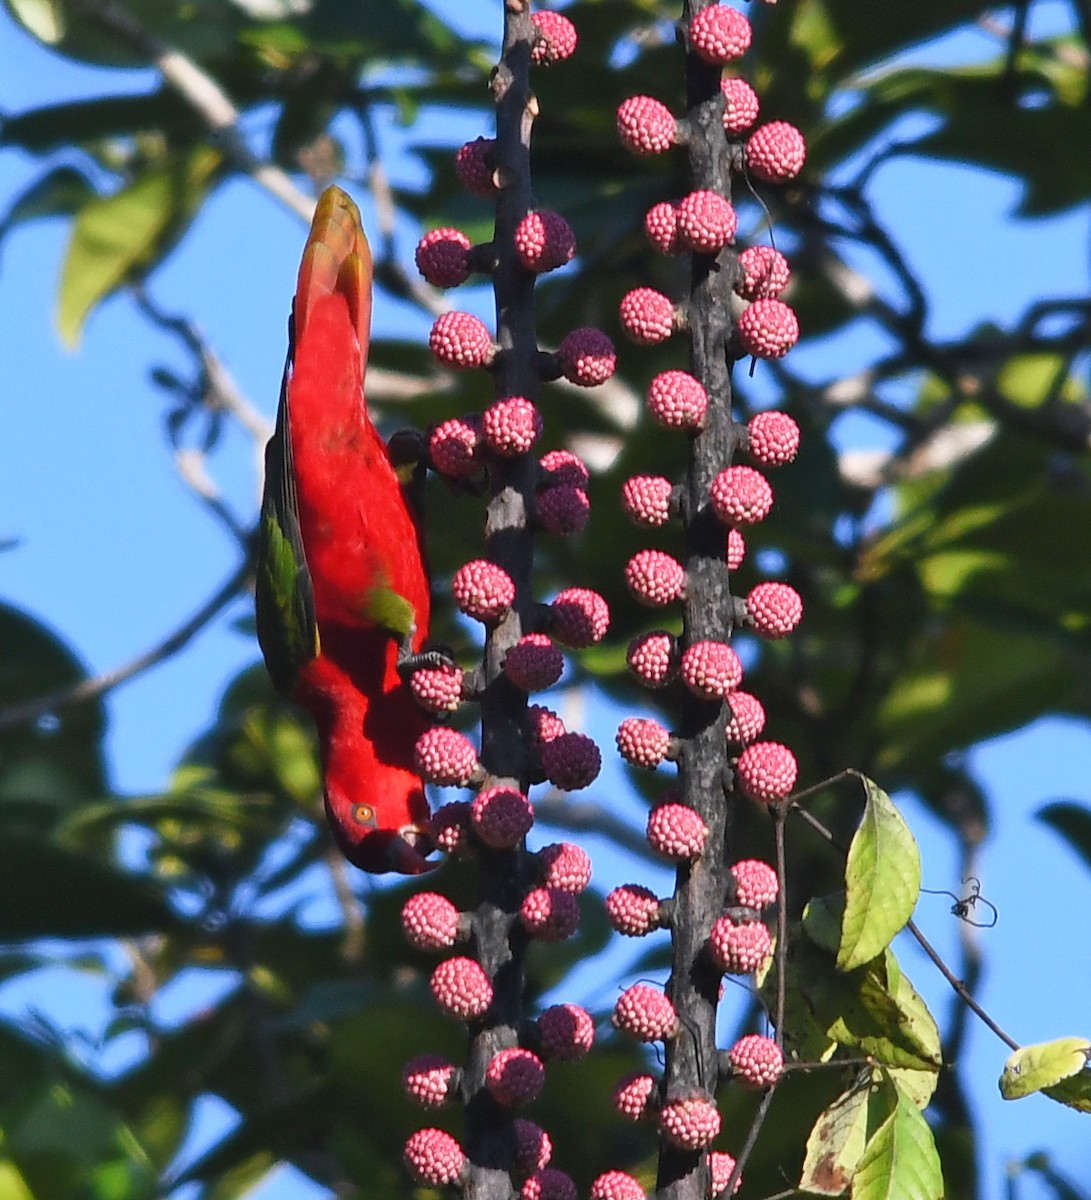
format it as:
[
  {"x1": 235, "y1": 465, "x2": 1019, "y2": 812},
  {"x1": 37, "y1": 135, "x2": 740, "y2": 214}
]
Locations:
[{"x1": 255, "y1": 186, "x2": 434, "y2": 874}]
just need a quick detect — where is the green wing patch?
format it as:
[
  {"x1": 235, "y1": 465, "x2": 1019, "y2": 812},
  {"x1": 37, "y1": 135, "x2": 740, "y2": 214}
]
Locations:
[{"x1": 363, "y1": 581, "x2": 416, "y2": 643}]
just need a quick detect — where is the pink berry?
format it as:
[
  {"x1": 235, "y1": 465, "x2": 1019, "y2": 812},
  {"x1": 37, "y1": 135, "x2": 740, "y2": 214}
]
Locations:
[
  {"x1": 709, "y1": 1152, "x2": 742, "y2": 1197},
  {"x1": 514, "y1": 1119, "x2": 552, "y2": 1175},
  {"x1": 736, "y1": 246, "x2": 791, "y2": 300},
  {"x1": 747, "y1": 410, "x2": 800, "y2": 464},
  {"x1": 626, "y1": 630, "x2": 677, "y2": 687},
  {"x1": 486, "y1": 1047, "x2": 545, "y2": 1106},
  {"x1": 721, "y1": 77, "x2": 760, "y2": 135},
  {"x1": 531, "y1": 10, "x2": 578, "y2": 64},
  {"x1": 592, "y1": 1171, "x2": 646, "y2": 1200},
  {"x1": 402, "y1": 892, "x2": 461, "y2": 951},
  {"x1": 429, "y1": 311, "x2": 494, "y2": 368},
  {"x1": 644, "y1": 200, "x2": 683, "y2": 255},
  {"x1": 647, "y1": 369, "x2": 708, "y2": 430},
  {"x1": 680, "y1": 639, "x2": 743, "y2": 700},
  {"x1": 403, "y1": 1054, "x2": 458, "y2": 1108},
  {"x1": 521, "y1": 886, "x2": 581, "y2": 941},
  {"x1": 625, "y1": 549, "x2": 686, "y2": 606},
  {"x1": 736, "y1": 741, "x2": 798, "y2": 802},
  {"x1": 538, "y1": 842, "x2": 592, "y2": 893},
  {"x1": 558, "y1": 327, "x2": 616, "y2": 386},
  {"x1": 647, "y1": 802, "x2": 709, "y2": 861},
  {"x1": 537, "y1": 484, "x2": 591, "y2": 536},
  {"x1": 622, "y1": 475, "x2": 673, "y2": 527},
  {"x1": 524, "y1": 1169, "x2": 578, "y2": 1200},
  {"x1": 416, "y1": 227, "x2": 472, "y2": 288},
  {"x1": 551, "y1": 587, "x2": 610, "y2": 646},
  {"x1": 431, "y1": 955, "x2": 493, "y2": 1019},
  {"x1": 619, "y1": 287, "x2": 675, "y2": 345},
  {"x1": 676, "y1": 189, "x2": 737, "y2": 254},
  {"x1": 613, "y1": 1072, "x2": 657, "y2": 1121},
  {"x1": 515, "y1": 210, "x2": 576, "y2": 273},
  {"x1": 726, "y1": 526, "x2": 746, "y2": 571},
  {"x1": 430, "y1": 415, "x2": 481, "y2": 478},
  {"x1": 505, "y1": 633, "x2": 564, "y2": 691},
  {"x1": 616, "y1": 95, "x2": 676, "y2": 155},
  {"x1": 731, "y1": 858, "x2": 779, "y2": 909},
  {"x1": 613, "y1": 984, "x2": 678, "y2": 1041},
  {"x1": 472, "y1": 785, "x2": 535, "y2": 848},
  {"x1": 725, "y1": 691, "x2": 766, "y2": 745},
  {"x1": 455, "y1": 137, "x2": 497, "y2": 198},
  {"x1": 710, "y1": 465, "x2": 773, "y2": 526},
  {"x1": 689, "y1": 5, "x2": 751, "y2": 64},
  {"x1": 658, "y1": 1095, "x2": 721, "y2": 1150},
  {"x1": 452, "y1": 559, "x2": 516, "y2": 620},
  {"x1": 404, "y1": 1128, "x2": 466, "y2": 1186},
  {"x1": 747, "y1": 581, "x2": 803, "y2": 637},
  {"x1": 728, "y1": 1033, "x2": 784, "y2": 1088},
  {"x1": 539, "y1": 448, "x2": 590, "y2": 490},
  {"x1": 746, "y1": 120, "x2": 807, "y2": 183},
  {"x1": 708, "y1": 916, "x2": 772, "y2": 974},
  {"x1": 538, "y1": 1002, "x2": 595, "y2": 1059},
  {"x1": 483, "y1": 396, "x2": 543, "y2": 456},
  {"x1": 409, "y1": 662, "x2": 464, "y2": 714},
  {"x1": 606, "y1": 883, "x2": 662, "y2": 936},
  {"x1": 616, "y1": 716, "x2": 672, "y2": 769},
  {"x1": 430, "y1": 800, "x2": 472, "y2": 854},
  {"x1": 540, "y1": 731, "x2": 602, "y2": 791},
  {"x1": 528, "y1": 704, "x2": 566, "y2": 745},
  {"x1": 414, "y1": 727, "x2": 479, "y2": 786},
  {"x1": 737, "y1": 298, "x2": 799, "y2": 359}
]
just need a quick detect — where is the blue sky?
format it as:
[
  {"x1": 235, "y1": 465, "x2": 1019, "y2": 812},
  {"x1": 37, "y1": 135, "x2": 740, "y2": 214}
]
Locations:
[{"x1": 1, "y1": 2, "x2": 1090, "y2": 1198}]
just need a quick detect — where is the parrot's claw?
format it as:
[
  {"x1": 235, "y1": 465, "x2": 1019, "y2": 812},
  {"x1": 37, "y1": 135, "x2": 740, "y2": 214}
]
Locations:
[{"x1": 398, "y1": 642, "x2": 459, "y2": 681}]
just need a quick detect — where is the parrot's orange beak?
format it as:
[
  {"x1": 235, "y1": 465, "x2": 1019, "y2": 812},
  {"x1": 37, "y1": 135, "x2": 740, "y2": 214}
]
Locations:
[{"x1": 386, "y1": 824, "x2": 438, "y2": 875}]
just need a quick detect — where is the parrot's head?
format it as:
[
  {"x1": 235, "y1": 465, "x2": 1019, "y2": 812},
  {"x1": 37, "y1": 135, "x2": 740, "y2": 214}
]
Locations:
[{"x1": 324, "y1": 788, "x2": 438, "y2": 875}]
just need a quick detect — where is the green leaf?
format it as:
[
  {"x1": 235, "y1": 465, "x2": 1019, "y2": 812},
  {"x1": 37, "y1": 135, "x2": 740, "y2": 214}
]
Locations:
[
  {"x1": 0, "y1": 166, "x2": 95, "y2": 246},
  {"x1": 852, "y1": 1091, "x2": 944, "y2": 1200},
  {"x1": 1041, "y1": 1071, "x2": 1091, "y2": 1114},
  {"x1": 1037, "y1": 802, "x2": 1091, "y2": 874},
  {"x1": 0, "y1": 1160, "x2": 36, "y2": 1200},
  {"x1": 999, "y1": 1038, "x2": 1091, "y2": 1101},
  {"x1": 57, "y1": 145, "x2": 221, "y2": 346},
  {"x1": 839, "y1": 779, "x2": 921, "y2": 971},
  {"x1": 2, "y1": 0, "x2": 63, "y2": 43}
]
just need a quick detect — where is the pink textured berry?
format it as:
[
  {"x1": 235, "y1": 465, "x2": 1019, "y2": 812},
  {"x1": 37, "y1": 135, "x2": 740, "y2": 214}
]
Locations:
[
  {"x1": 736, "y1": 246, "x2": 791, "y2": 301},
  {"x1": 537, "y1": 484, "x2": 591, "y2": 536},
  {"x1": 613, "y1": 984, "x2": 678, "y2": 1041},
  {"x1": 644, "y1": 200, "x2": 683, "y2": 255},
  {"x1": 689, "y1": 5, "x2": 751, "y2": 64},
  {"x1": 746, "y1": 120, "x2": 807, "y2": 183},
  {"x1": 403, "y1": 1054, "x2": 458, "y2": 1108},
  {"x1": 592, "y1": 1172, "x2": 646, "y2": 1200},
  {"x1": 619, "y1": 287, "x2": 675, "y2": 345},
  {"x1": 416, "y1": 227, "x2": 472, "y2": 288},
  {"x1": 409, "y1": 662, "x2": 464, "y2": 714},
  {"x1": 430, "y1": 801, "x2": 472, "y2": 854},
  {"x1": 431, "y1": 955, "x2": 493, "y2": 1019},
  {"x1": 626, "y1": 630, "x2": 677, "y2": 687},
  {"x1": 613, "y1": 1072, "x2": 657, "y2": 1120},
  {"x1": 558, "y1": 327, "x2": 616, "y2": 386},
  {"x1": 430, "y1": 415, "x2": 481, "y2": 478},
  {"x1": 405, "y1": 1128, "x2": 466, "y2": 1186},
  {"x1": 737, "y1": 298, "x2": 799, "y2": 359},
  {"x1": 616, "y1": 716, "x2": 672, "y2": 769},
  {"x1": 625, "y1": 549, "x2": 686, "y2": 606},
  {"x1": 731, "y1": 859, "x2": 779, "y2": 909},
  {"x1": 680, "y1": 639, "x2": 743, "y2": 700},
  {"x1": 514, "y1": 1119, "x2": 552, "y2": 1175},
  {"x1": 453, "y1": 559, "x2": 516, "y2": 621},
  {"x1": 747, "y1": 581, "x2": 803, "y2": 638},
  {"x1": 528, "y1": 704, "x2": 566, "y2": 745},
  {"x1": 725, "y1": 691, "x2": 766, "y2": 745},
  {"x1": 676, "y1": 189, "x2": 738, "y2": 254},
  {"x1": 472, "y1": 785, "x2": 534, "y2": 849},
  {"x1": 647, "y1": 802, "x2": 709, "y2": 861},
  {"x1": 521, "y1": 886, "x2": 581, "y2": 941},
  {"x1": 486, "y1": 1047, "x2": 545, "y2": 1107},
  {"x1": 429, "y1": 310, "x2": 494, "y2": 368},
  {"x1": 455, "y1": 136, "x2": 497, "y2": 198},
  {"x1": 524, "y1": 1169, "x2": 577, "y2": 1200},
  {"x1": 710, "y1": 465, "x2": 773, "y2": 526},
  {"x1": 726, "y1": 527, "x2": 746, "y2": 571},
  {"x1": 616, "y1": 95, "x2": 676, "y2": 155},
  {"x1": 483, "y1": 396, "x2": 543, "y2": 457},
  {"x1": 539, "y1": 448, "x2": 589, "y2": 490},
  {"x1": 402, "y1": 892, "x2": 461, "y2": 951},
  {"x1": 414, "y1": 727, "x2": 478, "y2": 786},
  {"x1": 606, "y1": 883, "x2": 662, "y2": 936},
  {"x1": 658, "y1": 1095, "x2": 721, "y2": 1150},
  {"x1": 647, "y1": 369, "x2": 708, "y2": 430},
  {"x1": 538, "y1": 1002, "x2": 595, "y2": 1059},
  {"x1": 515, "y1": 210, "x2": 576, "y2": 273},
  {"x1": 622, "y1": 475, "x2": 673, "y2": 527},
  {"x1": 551, "y1": 587, "x2": 610, "y2": 647},
  {"x1": 747, "y1": 410, "x2": 800, "y2": 464},
  {"x1": 736, "y1": 741, "x2": 798, "y2": 803},
  {"x1": 531, "y1": 10, "x2": 577, "y2": 64},
  {"x1": 709, "y1": 915, "x2": 772, "y2": 974},
  {"x1": 540, "y1": 731, "x2": 602, "y2": 791},
  {"x1": 721, "y1": 77, "x2": 760, "y2": 135},
  {"x1": 538, "y1": 842, "x2": 592, "y2": 893},
  {"x1": 505, "y1": 633, "x2": 564, "y2": 692},
  {"x1": 709, "y1": 1152, "x2": 742, "y2": 1197},
  {"x1": 729, "y1": 1033, "x2": 784, "y2": 1088}
]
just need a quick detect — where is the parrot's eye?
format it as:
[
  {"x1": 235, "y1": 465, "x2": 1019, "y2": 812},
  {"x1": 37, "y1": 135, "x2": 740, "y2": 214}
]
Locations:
[{"x1": 352, "y1": 803, "x2": 376, "y2": 826}]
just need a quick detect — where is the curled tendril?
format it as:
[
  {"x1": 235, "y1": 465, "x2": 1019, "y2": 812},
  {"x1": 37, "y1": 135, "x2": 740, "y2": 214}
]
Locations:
[{"x1": 922, "y1": 877, "x2": 998, "y2": 929}]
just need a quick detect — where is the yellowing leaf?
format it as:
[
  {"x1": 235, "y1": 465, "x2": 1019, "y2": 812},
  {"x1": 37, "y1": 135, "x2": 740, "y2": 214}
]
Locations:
[
  {"x1": 999, "y1": 1037, "x2": 1091, "y2": 1100},
  {"x1": 800, "y1": 1078, "x2": 875, "y2": 1195}
]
